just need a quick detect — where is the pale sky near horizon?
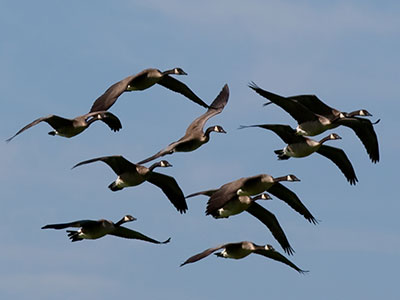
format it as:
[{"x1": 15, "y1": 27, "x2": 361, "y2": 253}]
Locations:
[{"x1": 1, "y1": 1, "x2": 399, "y2": 299}]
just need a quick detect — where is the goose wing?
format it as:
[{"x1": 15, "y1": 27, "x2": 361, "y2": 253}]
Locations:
[
  {"x1": 157, "y1": 75, "x2": 209, "y2": 108},
  {"x1": 109, "y1": 226, "x2": 170, "y2": 244},
  {"x1": 146, "y1": 172, "x2": 188, "y2": 213},
  {"x1": 72, "y1": 155, "x2": 138, "y2": 175},
  {"x1": 85, "y1": 111, "x2": 122, "y2": 132},
  {"x1": 89, "y1": 75, "x2": 136, "y2": 112},
  {"x1": 316, "y1": 145, "x2": 358, "y2": 185},
  {"x1": 41, "y1": 220, "x2": 97, "y2": 230},
  {"x1": 239, "y1": 124, "x2": 302, "y2": 144},
  {"x1": 6, "y1": 115, "x2": 73, "y2": 142},
  {"x1": 185, "y1": 189, "x2": 218, "y2": 198},
  {"x1": 249, "y1": 82, "x2": 319, "y2": 124},
  {"x1": 253, "y1": 248, "x2": 309, "y2": 274},
  {"x1": 336, "y1": 117, "x2": 379, "y2": 163},
  {"x1": 206, "y1": 178, "x2": 248, "y2": 215},
  {"x1": 185, "y1": 84, "x2": 229, "y2": 134},
  {"x1": 246, "y1": 203, "x2": 294, "y2": 255},
  {"x1": 136, "y1": 143, "x2": 176, "y2": 165},
  {"x1": 268, "y1": 183, "x2": 317, "y2": 224},
  {"x1": 289, "y1": 94, "x2": 339, "y2": 118},
  {"x1": 180, "y1": 244, "x2": 227, "y2": 266}
]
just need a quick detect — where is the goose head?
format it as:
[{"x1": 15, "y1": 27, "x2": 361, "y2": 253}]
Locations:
[
  {"x1": 328, "y1": 133, "x2": 342, "y2": 140},
  {"x1": 212, "y1": 125, "x2": 226, "y2": 133},
  {"x1": 159, "y1": 160, "x2": 172, "y2": 168},
  {"x1": 148, "y1": 160, "x2": 172, "y2": 172},
  {"x1": 172, "y1": 68, "x2": 187, "y2": 75},
  {"x1": 265, "y1": 244, "x2": 274, "y2": 251},
  {"x1": 205, "y1": 125, "x2": 227, "y2": 137},
  {"x1": 286, "y1": 174, "x2": 300, "y2": 182},
  {"x1": 347, "y1": 109, "x2": 372, "y2": 117},
  {"x1": 115, "y1": 214, "x2": 137, "y2": 226}
]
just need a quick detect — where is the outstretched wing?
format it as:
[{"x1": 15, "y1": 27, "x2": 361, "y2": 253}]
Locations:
[
  {"x1": 185, "y1": 189, "x2": 218, "y2": 198},
  {"x1": 239, "y1": 124, "x2": 302, "y2": 144},
  {"x1": 268, "y1": 183, "x2": 317, "y2": 224},
  {"x1": 85, "y1": 111, "x2": 122, "y2": 132},
  {"x1": 89, "y1": 75, "x2": 136, "y2": 112},
  {"x1": 110, "y1": 226, "x2": 171, "y2": 244},
  {"x1": 337, "y1": 117, "x2": 380, "y2": 163},
  {"x1": 289, "y1": 94, "x2": 338, "y2": 118},
  {"x1": 146, "y1": 172, "x2": 188, "y2": 213},
  {"x1": 6, "y1": 115, "x2": 73, "y2": 142},
  {"x1": 157, "y1": 75, "x2": 209, "y2": 108},
  {"x1": 185, "y1": 84, "x2": 229, "y2": 134},
  {"x1": 254, "y1": 248, "x2": 309, "y2": 274},
  {"x1": 180, "y1": 244, "x2": 226, "y2": 266},
  {"x1": 317, "y1": 145, "x2": 358, "y2": 185},
  {"x1": 72, "y1": 155, "x2": 138, "y2": 175},
  {"x1": 249, "y1": 82, "x2": 319, "y2": 124},
  {"x1": 246, "y1": 203, "x2": 294, "y2": 255},
  {"x1": 41, "y1": 220, "x2": 96, "y2": 230}
]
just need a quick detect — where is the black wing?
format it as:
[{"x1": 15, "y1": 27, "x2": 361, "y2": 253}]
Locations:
[
  {"x1": 185, "y1": 189, "x2": 218, "y2": 198},
  {"x1": 85, "y1": 111, "x2": 122, "y2": 132},
  {"x1": 337, "y1": 117, "x2": 380, "y2": 163},
  {"x1": 317, "y1": 145, "x2": 358, "y2": 185},
  {"x1": 246, "y1": 203, "x2": 294, "y2": 255},
  {"x1": 249, "y1": 82, "x2": 319, "y2": 124},
  {"x1": 206, "y1": 178, "x2": 247, "y2": 215},
  {"x1": 6, "y1": 115, "x2": 73, "y2": 142},
  {"x1": 109, "y1": 226, "x2": 170, "y2": 244},
  {"x1": 254, "y1": 248, "x2": 309, "y2": 274},
  {"x1": 239, "y1": 124, "x2": 303, "y2": 144},
  {"x1": 268, "y1": 183, "x2": 317, "y2": 224},
  {"x1": 146, "y1": 172, "x2": 188, "y2": 213},
  {"x1": 41, "y1": 220, "x2": 96, "y2": 229},
  {"x1": 289, "y1": 94, "x2": 339, "y2": 118},
  {"x1": 72, "y1": 155, "x2": 138, "y2": 175},
  {"x1": 158, "y1": 75, "x2": 209, "y2": 108},
  {"x1": 89, "y1": 75, "x2": 136, "y2": 112},
  {"x1": 185, "y1": 84, "x2": 229, "y2": 134},
  {"x1": 180, "y1": 244, "x2": 226, "y2": 266}
]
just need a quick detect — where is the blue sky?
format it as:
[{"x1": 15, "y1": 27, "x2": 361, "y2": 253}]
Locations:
[{"x1": 1, "y1": 1, "x2": 399, "y2": 299}]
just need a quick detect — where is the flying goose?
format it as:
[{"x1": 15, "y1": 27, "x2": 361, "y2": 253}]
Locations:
[
  {"x1": 249, "y1": 83, "x2": 380, "y2": 163},
  {"x1": 201, "y1": 174, "x2": 317, "y2": 224},
  {"x1": 42, "y1": 214, "x2": 171, "y2": 243},
  {"x1": 239, "y1": 124, "x2": 358, "y2": 185},
  {"x1": 180, "y1": 241, "x2": 308, "y2": 273},
  {"x1": 6, "y1": 111, "x2": 122, "y2": 142},
  {"x1": 90, "y1": 67, "x2": 209, "y2": 112},
  {"x1": 186, "y1": 191, "x2": 294, "y2": 255},
  {"x1": 137, "y1": 84, "x2": 229, "y2": 165},
  {"x1": 72, "y1": 156, "x2": 188, "y2": 213}
]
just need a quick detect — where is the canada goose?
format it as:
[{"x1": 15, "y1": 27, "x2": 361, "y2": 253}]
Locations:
[
  {"x1": 6, "y1": 111, "x2": 122, "y2": 142},
  {"x1": 137, "y1": 84, "x2": 229, "y2": 165},
  {"x1": 239, "y1": 124, "x2": 358, "y2": 185},
  {"x1": 186, "y1": 191, "x2": 294, "y2": 255},
  {"x1": 204, "y1": 173, "x2": 317, "y2": 224},
  {"x1": 180, "y1": 241, "x2": 308, "y2": 273},
  {"x1": 72, "y1": 156, "x2": 187, "y2": 213},
  {"x1": 42, "y1": 214, "x2": 171, "y2": 244},
  {"x1": 90, "y1": 68, "x2": 208, "y2": 112},
  {"x1": 249, "y1": 83, "x2": 380, "y2": 163}
]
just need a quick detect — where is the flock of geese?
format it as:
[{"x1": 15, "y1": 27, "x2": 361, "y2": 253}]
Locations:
[{"x1": 7, "y1": 67, "x2": 380, "y2": 274}]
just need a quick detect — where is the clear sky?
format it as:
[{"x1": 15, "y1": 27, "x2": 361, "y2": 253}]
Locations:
[{"x1": 1, "y1": 1, "x2": 399, "y2": 299}]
